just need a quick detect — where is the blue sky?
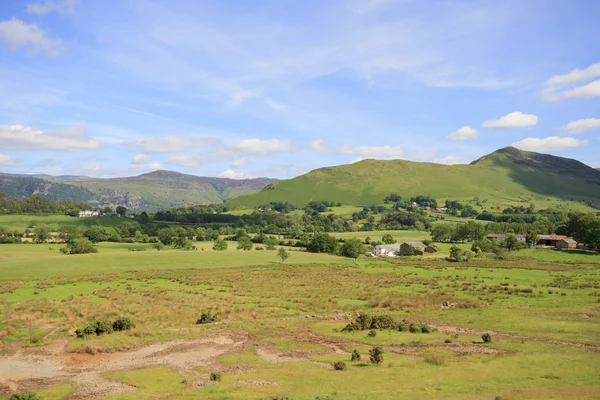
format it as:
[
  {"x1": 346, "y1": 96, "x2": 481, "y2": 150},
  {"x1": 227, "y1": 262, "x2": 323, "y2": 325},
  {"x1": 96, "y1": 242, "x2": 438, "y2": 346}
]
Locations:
[{"x1": 0, "y1": 0, "x2": 599, "y2": 179}]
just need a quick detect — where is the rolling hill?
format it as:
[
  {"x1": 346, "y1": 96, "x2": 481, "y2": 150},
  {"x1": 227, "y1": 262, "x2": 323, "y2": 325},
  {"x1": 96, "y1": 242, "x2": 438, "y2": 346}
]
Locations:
[
  {"x1": 227, "y1": 147, "x2": 600, "y2": 210},
  {"x1": 0, "y1": 171, "x2": 276, "y2": 212}
]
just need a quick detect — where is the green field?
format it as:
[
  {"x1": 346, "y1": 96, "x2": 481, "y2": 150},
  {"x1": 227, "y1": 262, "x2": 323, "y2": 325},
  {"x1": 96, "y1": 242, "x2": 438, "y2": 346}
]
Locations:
[{"x1": 0, "y1": 240, "x2": 599, "y2": 399}]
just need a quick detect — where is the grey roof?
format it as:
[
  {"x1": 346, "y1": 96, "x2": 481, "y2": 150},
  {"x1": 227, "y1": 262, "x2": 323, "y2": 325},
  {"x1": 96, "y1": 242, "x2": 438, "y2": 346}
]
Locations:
[
  {"x1": 402, "y1": 241, "x2": 425, "y2": 248},
  {"x1": 374, "y1": 244, "x2": 401, "y2": 251}
]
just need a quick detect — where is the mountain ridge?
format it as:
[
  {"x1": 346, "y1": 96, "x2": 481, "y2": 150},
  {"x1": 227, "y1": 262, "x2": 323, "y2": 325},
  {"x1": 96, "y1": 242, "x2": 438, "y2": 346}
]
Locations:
[
  {"x1": 227, "y1": 147, "x2": 600, "y2": 210},
  {"x1": 0, "y1": 170, "x2": 277, "y2": 211}
]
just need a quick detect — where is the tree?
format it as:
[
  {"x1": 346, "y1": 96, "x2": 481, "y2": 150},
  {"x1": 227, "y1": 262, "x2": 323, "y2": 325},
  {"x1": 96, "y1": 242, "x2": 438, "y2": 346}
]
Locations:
[
  {"x1": 236, "y1": 236, "x2": 253, "y2": 251},
  {"x1": 306, "y1": 233, "x2": 338, "y2": 253},
  {"x1": 58, "y1": 225, "x2": 82, "y2": 243},
  {"x1": 101, "y1": 206, "x2": 113, "y2": 215},
  {"x1": 449, "y1": 244, "x2": 463, "y2": 262},
  {"x1": 502, "y1": 234, "x2": 523, "y2": 252},
  {"x1": 351, "y1": 349, "x2": 361, "y2": 361},
  {"x1": 61, "y1": 238, "x2": 98, "y2": 255},
  {"x1": 278, "y1": 247, "x2": 290, "y2": 263},
  {"x1": 431, "y1": 223, "x2": 455, "y2": 242},
  {"x1": 381, "y1": 233, "x2": 396, "y2": 244},
  {"x1": 213, "y1": 238, "x2": 228, "y2": 251},
  {"x1": 525, "y1": 231, "x2": 538, "y2": 248},
  {"x1": 116, "y1": 206, "x2": 127, "y2": 217},
  {"x1": 33, "y1": 226, "x2": 50, "y2": 243},
  {"x1": 153, "y1": 241, "x2": 166, "y2": 251},
  {"x1": 264, "y1": 236, "x2": 279, "y2": 250},
  {"x1": 369, "y1": 346, "x2": 384, "y2": 364},
  {"x1": 340, "y1": 238, "x2": 365, "y2": 264},
  {"x1": 565, "y1": 213, "x2": 600, "y2": 251}
]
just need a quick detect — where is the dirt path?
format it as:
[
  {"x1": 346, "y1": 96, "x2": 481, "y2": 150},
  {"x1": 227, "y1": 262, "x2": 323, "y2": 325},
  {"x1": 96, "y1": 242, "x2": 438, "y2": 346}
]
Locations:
[
  {"x1": 0, "y1": 336, "x2": 246, "y2": 399},
  {"x1": 432, "y1": 324, "x2": 600, "y2": 351}
]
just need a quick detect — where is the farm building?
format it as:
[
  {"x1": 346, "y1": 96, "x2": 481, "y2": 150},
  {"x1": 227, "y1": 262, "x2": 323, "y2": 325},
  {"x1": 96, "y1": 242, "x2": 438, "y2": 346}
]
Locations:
[
  {"x1": 556, "y1": 238, "x2": 577, "y2": 250},
  {"x1": 79, "y1": 210, "x2": 99, "y2": 218},
  {"x1": 536, "y1": 235, "x2": 567, "y2": 247},
  {"x1": 374, "y1": 244, "x2": 401, "y2": 257},
  {"x1": 399, "y1": 241, "x2": 426, "y2": 256},
  {"x1": 486, "y1": 234, "x2": 526, "y2": 242}
]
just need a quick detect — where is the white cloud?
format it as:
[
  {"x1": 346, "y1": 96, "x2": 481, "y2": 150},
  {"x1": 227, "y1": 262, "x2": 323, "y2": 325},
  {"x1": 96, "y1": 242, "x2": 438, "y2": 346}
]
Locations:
[
  {"x1": 219, "y1": 169, "x2": 256, "y2": 179},
  {"x1": 448, "y1": 125, "x2": 478, "y2": 141},
  {"x1": 543, "y1": 62, "x2": 600, "y2": 101},
  {"x1": 434, "y1": 156, "x2": 471, "y2": 165},
  {"x1": 0, "y1": 124, "x2": 103, "y2": 151},
  {"x1": 230, "y1": 158, "x2": 248, "y2": 168},
  {"x1": 0, "y1": 154, "x2": 17, "y2": 167},
  {"x1": 235, "y1": 139, "x2": 295, "y2": 155},
  {"x1": 131, "y1": 154, "x2": 152, "y2": 164},
  {"x1": 562, "y1": 118, "x2": 600, "y2": 135},
  {"x1": 27, "y1": 0, "x2": 77, "y2": 15},
  {"x1": 546, "y1": 62, "x2": 600, "y2": 88},
  {"x1": 512, "y1": 136, "x2": 588, "y2": 152},
  {"x1": 0, "y1": 18, "x2": 62, "y2": 56},
  {"x1": 131, "y1": 136, "x2": 220, "y2": 153},
  {"x1": 482, "y1": 112, "x2": 538, "y2": 129},
  {"x1": 562, "y1": 80, "x2": 600, "y2": 100}
]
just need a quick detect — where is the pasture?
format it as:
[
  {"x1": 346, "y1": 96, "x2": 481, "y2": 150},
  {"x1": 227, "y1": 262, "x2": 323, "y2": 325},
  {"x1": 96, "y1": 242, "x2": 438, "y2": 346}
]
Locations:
[{"x1": 0, "y1": 242, "x2": 599, "y2": 399}]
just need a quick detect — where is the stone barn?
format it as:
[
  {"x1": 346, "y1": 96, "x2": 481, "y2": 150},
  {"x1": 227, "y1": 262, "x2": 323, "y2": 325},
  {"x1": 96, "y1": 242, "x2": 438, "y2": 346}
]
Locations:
[
  {"x1": 399, "y1": 242, "x2": 426, "y2": 256},
  {"x1": 556, "y1": 238, "x2": 577, "y2": 250}
]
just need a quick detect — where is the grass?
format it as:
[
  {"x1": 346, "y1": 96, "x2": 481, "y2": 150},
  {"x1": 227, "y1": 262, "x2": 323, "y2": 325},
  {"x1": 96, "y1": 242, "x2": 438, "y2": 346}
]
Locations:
[
  {"x1": 0, "y1": 241, "x2": 599, "y2": 399},
  {"x1": 0, "y1": 214, "x2": 124, "y2": 231}
]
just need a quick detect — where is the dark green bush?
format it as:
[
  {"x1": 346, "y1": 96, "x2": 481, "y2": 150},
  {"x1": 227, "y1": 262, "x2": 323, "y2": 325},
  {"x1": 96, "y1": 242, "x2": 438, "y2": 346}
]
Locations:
[
  {"x1": 409, "y1": 323, "x2": 421, "y2": 333},
  {"x1": 210, "y1": 372, "x2": 222, "y2": 382},
  {"x1": 197, "y1": 308, "x2": 219, "y2": 324},
  {"x1": 113, "y1": 317, "x2": 136, "y2": 331},
  {"x1": 333, "y1": 361, "x2": 347, "y2": 371},
  {"x1": 9, "y1": 393, "x2": 41, "y2": 400},
  {"x1": 482, "y1": 333, "x2": 492, "y2": 343},
  {"x1": 421, "y1": 325, "x2": 431, "y2": 333},
  {"x1": 351, "y1": 349, "x2": 361, "y2": 361},
  {"x1": 369, "y1": 346, "x2": 384, "y2": 364},
  {"x1": 367, "y1": 330, "x2": 377, "y2": 337}
]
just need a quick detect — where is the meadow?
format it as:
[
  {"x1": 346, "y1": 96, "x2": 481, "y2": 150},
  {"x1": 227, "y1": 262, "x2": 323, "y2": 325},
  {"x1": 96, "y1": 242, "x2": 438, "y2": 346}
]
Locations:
[{"x1": 0, "y1": 240, "x2": 599, "y2": 399}]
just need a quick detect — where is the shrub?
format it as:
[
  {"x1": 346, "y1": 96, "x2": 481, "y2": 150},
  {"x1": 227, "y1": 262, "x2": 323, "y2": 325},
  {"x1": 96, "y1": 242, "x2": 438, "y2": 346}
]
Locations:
[
  {"x1": 76, "y1": 320, "x2": 114, "y2": 338},
  {"x1": 61, "y1": 238, "x2": 98, "y2": 255},
  {"x1": 210, "y1": 372, "x2": 222, "y2": 382},
  {"x1": 196, "y1": 308, "x2": 219, "y2": 324},
  {"x1": 367, "y1": 330, "x2": 377, "y2": 337},
  {"x1": 369, "y1": 346, "x2": 384, "y2": 364},
  {"x1": 9, "y1": 393, "x2": 41, "y2": 400},
  {"x1": 212, "y1": 239, "x2": 228, "y2": 251},
  {"x1": 482, "y1": 333, "x2": 492, "y2": 343},
  {"x1": 112, "y1": 317, "x2": 136, "y2": 331},
  {"x1": 333, "y1": 361, "x2": 347, "y2": 371},
  {"x1": 351, "y1": 349, "x2": 361, "y2": 361},
  {"x1": 409, "y1": 323, "x2": 421, "y2": 333},
  {"x1": 421, "y1": 325, "x2": 431, "y2": 333}
]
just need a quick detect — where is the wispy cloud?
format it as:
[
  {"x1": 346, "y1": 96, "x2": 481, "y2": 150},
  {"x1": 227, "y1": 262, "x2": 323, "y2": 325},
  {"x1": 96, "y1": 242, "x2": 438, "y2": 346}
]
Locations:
[
  {"x1": 0, "y1": 18, "x2": 62, "y2": 55},
  {"x1": 0, "y1": 124, "x2": 103, "y2": 151},
  {"x1": 448, "y1": 126, "x2": 478, "y2": 141},
  {"x1": 543, "y1": 62, "x2": 600, "y2": 101},
  {"x1": 27, "y1": 0, "x2": 77, "y2": 15},
  {"x1": 562, "y1": 118, "x2": 600, "y2": 135}
]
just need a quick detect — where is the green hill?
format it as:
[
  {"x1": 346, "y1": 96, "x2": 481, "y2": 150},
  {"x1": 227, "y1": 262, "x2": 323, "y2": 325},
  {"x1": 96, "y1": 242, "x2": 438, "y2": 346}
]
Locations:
[
  {"x1": 0, "y1": 171, "x2": 276, "y2": 212},
  {"x1": 227, "y1": 147, "x2": 600, "y2": 210}
]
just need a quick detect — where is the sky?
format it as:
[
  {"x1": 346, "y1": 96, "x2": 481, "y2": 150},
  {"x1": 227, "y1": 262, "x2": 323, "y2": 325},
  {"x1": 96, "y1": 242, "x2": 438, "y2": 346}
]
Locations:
[{"x1": 0, "y1": 0, "x2": 599, "y2": 179}]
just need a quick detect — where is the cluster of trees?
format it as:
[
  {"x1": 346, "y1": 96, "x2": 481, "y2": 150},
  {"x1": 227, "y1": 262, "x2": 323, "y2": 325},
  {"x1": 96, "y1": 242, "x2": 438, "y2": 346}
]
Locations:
[
  {"x1": 564, "y1": 213, "x2": 600, "y2": 251},
  {"x1": 378, "y1": 210, "x2": 431, "y2": 231},
  {"x1": 304, "y1": 200, "x2": 342, "y2": 214},
  {"x1": 443, "y1": 200, "x2": 478, "y2": 218},
  {"x1": 383, "y1": 194, "x2": 437, "y2": 210},
  {"x1": 263, "y1": 201, "x2": 296, "y2": 214},
  {"x1": 0, "y1": 194, "x2": 94, "y2": 215}
]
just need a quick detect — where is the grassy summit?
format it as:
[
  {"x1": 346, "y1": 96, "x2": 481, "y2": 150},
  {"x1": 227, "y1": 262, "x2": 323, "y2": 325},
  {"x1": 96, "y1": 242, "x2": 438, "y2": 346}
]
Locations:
[{"x1": 227, "y1": 147, "x2": 600, "y2": 209}]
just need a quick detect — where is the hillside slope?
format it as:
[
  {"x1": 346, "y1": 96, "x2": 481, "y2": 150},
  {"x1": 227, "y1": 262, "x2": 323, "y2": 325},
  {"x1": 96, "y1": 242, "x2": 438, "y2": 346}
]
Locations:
[
  {"x1": 227, "y1": 147, "x2": 600, "y2": 209},
  {"x1": 0, "y1": 171, "x2": 276, "y2": 211}
]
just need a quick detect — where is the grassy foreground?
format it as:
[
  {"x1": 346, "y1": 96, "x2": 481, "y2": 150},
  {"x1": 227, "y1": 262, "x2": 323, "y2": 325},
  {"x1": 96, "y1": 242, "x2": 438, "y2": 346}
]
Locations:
[{"x1": 0, "y1": 243, "x2": 599, "y2": 399}]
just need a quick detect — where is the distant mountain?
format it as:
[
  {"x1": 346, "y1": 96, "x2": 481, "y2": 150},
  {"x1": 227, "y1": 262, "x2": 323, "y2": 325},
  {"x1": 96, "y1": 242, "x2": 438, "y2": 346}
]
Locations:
[
  {"x1": 227, "y1": 147, "x2": 600, "y2": 209},
  {"x1": 0, "y1": 170, "x2": 277, "y2": 211}
]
